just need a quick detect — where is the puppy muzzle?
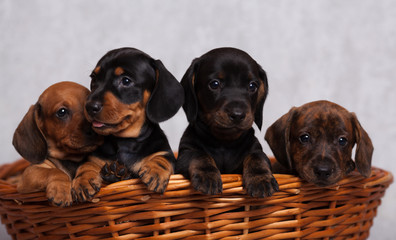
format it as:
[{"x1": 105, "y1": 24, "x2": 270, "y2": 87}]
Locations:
[
  {"x1": 221, "y1": 100, "x2": 252, "y2": 127},
  {"x1": 309, "y1": 156, "x2": 340, "y2": 186}
]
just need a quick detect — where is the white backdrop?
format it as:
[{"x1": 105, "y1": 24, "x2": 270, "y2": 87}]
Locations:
[{"x1": 1, "y1": 0, "x2": 395, "y2": 239}]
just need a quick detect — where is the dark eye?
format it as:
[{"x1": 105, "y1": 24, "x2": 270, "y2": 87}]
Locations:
[
  {"x1": 121, "y1": 76, "x2": 133, "y2": 86},
  {"x1": 338, "y1": 137, "x2": 348, "y2": 146},
  {"x1": 248, "y1": 81, "x2": 259, "y2": 93},
  {"x1": 56, "y1": 108, "x2": 69, "y2": 119},
  {"x1": 208, "y1": 79, "x2": 221, "y2": 90},
  {"x1": 299, "y1": 134, "x2": 310, "y2": 143}
]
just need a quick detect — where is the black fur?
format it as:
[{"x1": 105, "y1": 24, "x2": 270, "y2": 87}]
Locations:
[
  {"x1": 85, "y1": 47, "x2": 183, "y2": 192},
  {"x1": 176, "y1": 47, "x2": 278, "y2": 197}
]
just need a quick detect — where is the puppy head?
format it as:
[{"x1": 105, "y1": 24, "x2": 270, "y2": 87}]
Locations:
[
  {"x1": 13, "y1": 81, "x2": 102, "y2": 163},
  {"x1": 85, "y1": 47, "x2": 184, "y2": 138},
  {"x1": 265, "y1": 100, "x2": 373, "y2": 186},
  {"x1": 181, "y1": 47, "x2": 268, "y2": 140}
]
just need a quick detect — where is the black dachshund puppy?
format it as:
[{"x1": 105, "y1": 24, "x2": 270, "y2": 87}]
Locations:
[{"x1": 176, "y1": 47, "x2": 279, "y2": 197}]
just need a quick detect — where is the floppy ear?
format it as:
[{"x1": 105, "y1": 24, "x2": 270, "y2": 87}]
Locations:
[
  {"x1": 12, "y1": 104, "x2": 47, "y2": 163},
  {"x1": 146, "y1": 59, "x2": 184, "y2": 123},
  {"x1": 180, "y1": 58, "x2": 200, "y2": 123},
  {"x1": 350, "y1": 113, "x2": 373, "y2": 177},
  {"x1": 264, "y1": 107, "x2": 296, "y2": 170},
  {"x1": 254, "y1": 65, "x2": 269, "y2": 130}
]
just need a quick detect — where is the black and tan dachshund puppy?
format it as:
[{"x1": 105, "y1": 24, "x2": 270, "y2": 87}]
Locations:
[
  {"x1": 265, "y1": 100, "x2": 373, "y2": 187},
  {"x1": 84, "y1": 47, "x2": 184, "y2": 193},
  {"x1": 176, "y1": 47, "x2": 279, "y2": 197}
]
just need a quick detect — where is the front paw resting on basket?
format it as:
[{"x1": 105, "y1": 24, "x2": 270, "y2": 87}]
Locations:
[
  {"x1": 101, "y1": 161, "x2": 131, "y2": 183},
  {"x1": 242, "y1": 171, "x2": 279, "y2": 198},
  {"x1": 138, "y1": 154, "x2": 173, "y2": 194},
  {"x1": 190, "y1": 166, "x2": 223, "y2": 195},
  {"x1": 71, "y1": 171, "x2": 102, "y2": 203},
  {"x1": 46, "y1": 180, "x2": 73, "y2": 207}
]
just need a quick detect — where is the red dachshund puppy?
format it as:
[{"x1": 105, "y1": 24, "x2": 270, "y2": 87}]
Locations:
[{"x1": 13, "y1": 82, "x2": 103, "y2": 206}]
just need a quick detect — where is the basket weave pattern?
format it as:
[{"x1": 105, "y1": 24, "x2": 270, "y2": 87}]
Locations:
[{"x1": 0, "y1": 159, "x2": 393, "y2": 240}]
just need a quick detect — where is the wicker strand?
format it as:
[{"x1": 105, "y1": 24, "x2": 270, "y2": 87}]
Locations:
[{"x1": 0, "y1": 159, "x2": 393, "y2": 240}]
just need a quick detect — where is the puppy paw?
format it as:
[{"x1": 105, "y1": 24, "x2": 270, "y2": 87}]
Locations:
[
  {"x1": 191, "y1": 167, "x2": 223, "y2": 195},
  {"x1": 138, "y1": 155, "x2": 173, "y2": 194},
  {"x1": 46, "y1": 181, "x2": 73, "y2": 207},
  {"x1": 101, "y1": 161, "x2": 131, "y2": 183},
  {"x1": 72, "y1": 171, "x2": 102, "y2": 203},
  {"x1": 243, "y1": 173, "x2": 279, "y2": 198}
]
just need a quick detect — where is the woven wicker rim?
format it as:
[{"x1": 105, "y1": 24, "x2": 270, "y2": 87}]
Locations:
[
  {"x1": 0, "y1": 159, "x2": 393, "y2": 203},
  {"x1": 0, "y1": 159, "x2": 393, "y2": 240}
]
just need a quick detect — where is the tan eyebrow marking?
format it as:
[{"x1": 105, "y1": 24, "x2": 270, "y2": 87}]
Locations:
[
  {"x1": 93, "y1": 66, "x2": 101, "y2": 74},
  {"x1": 114, "y1": 67, "x2": 124, "y2": 76}
]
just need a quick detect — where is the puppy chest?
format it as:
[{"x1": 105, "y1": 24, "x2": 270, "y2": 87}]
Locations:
[{"x1": 207, "y1": 147, "x2": 245, "y2": 173}]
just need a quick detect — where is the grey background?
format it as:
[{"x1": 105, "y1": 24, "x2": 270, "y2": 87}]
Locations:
[{"x1": 1, "y1": 0, "x2": 395, "y2": 239}]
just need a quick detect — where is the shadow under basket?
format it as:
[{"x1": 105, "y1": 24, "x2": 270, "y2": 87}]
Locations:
[{"x1": 0, "y1": 159, "x2": 393, "y2": 240}]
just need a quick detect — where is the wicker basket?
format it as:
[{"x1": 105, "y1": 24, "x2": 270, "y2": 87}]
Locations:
[{"x1": 0, "y1": 159, "x2": 393, "y2": 240}]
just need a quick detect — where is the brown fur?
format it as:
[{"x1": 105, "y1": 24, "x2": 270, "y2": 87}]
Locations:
[
  {"x1": 86, "y1": 91, "x2": 149, "y2": 138},
  {"x1": 84, "y1": 47, "x2": 184, "y2": 193},
  {"x1": 265, "y1": 100, "x2": 373, "y2": 187},
  {"x1": 94, "y1": 66, "x2": 101, "y2": 74},
  {"x1": 114, "y1": 67, "x2": 124, "y2": 76},
  {"x1": 17, "y1": 160, "x2": 72, "y2": 205},
  {"x1": 71, "y1": 156, "x2": 107, "y2": 202},
  {"x1": 131, "y1": 151, "x2": 174, "y2": 193},
  {"x1": 13, "y1": 82, "x2": 103, "y2": 206}
]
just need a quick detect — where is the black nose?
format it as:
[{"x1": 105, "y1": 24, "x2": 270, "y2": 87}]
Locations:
[
  {"x1": 227, "y1": 108, "x2": 246, "y2": 124},
  {"x1": 229, "y1": 111, "x2": 246, "y2": 123},
  {"x1": 85, "y1": 101, "x2": 103, "y2": 116},
  {"x1": 314, "y1": 165, "x2": 333, "y2": 179}
]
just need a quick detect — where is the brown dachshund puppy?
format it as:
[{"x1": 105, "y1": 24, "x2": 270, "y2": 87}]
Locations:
[
  {"x1": 84, "y1": 47, "x2": 184, "y2": 193},
  {"x1": 265, "y1": 100, "x2": 374, "y2": 187},
  {"x1": 13, "y1": 81, "x2": 103, "y2": 206},
  {"x1": 176, "y1": 47, "x2": 279, "y2": 198}
]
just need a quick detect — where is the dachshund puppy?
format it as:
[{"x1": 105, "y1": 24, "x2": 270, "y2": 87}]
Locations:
[
  {"x1": 13, "y1": 82, "x2": 103, "y2": 206},
  {"x1": 176, "y1": 47, "x2": 279, "y2": 198},
  {"x1": 84, "y1": 47, "x2": 184, "y2": 193},
  {"x1": 265, "y1": 100, "x2": 374, "y2": 187}
]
